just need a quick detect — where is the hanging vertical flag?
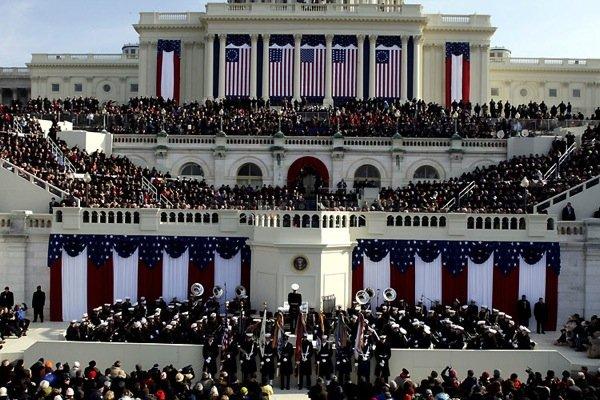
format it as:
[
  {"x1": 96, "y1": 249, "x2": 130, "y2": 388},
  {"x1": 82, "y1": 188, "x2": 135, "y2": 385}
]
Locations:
[
  {"x1": 269, "y1": 35, "x2": 294, "y2": 98},
  {"x1": 332, "y1": 35, "x2": 357, "y2": 98},
  {"x1": 375, "y1": 36, "x2": 402, "y2": 99},
  {"x1": 156, "y1": 39, "x2": 181, "y2": 102},
  {"x1": 445, "y1": 42, "x2": 470, "y2": 105},
  {"x1": 300, "y1": 35, "x2": 326, "y2": 98},
  {"x1": 294, "y1": 313, "x2": 306, "y2": 364},
  {"x1": 225, "y1": 35, "x2": 251, "y2": 97}
]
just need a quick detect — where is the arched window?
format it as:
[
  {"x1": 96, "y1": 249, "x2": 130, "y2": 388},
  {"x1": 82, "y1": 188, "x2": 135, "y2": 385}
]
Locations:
[
  {"x1": 236, "y1": 163, "x2": 263, "y2": 187},
  {"x1": 354, "y1": 164, "x2": 381, "y2": 188},
  {"x1": 413, "y1": 165, "x2": 440, "y2": 180},
  {"x1": 180, "y1": 162, "x2": 203, "y2": 178}
]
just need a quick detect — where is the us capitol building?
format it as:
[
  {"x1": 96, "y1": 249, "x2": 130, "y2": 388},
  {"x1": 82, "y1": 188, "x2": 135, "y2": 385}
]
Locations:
[{"x1": 0, "y1": 0, "x2": 594, "y2": 113}]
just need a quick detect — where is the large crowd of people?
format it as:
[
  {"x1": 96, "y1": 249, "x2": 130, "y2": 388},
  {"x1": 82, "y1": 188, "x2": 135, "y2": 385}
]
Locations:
[
  {"x1": 2, "y1": 96, "x2": 600, "y2": 213},
  {"x1": 0, "y1": 356, "x2": 598, "y2": 400},
  {"x1": 4, "y1": 96, "x2": 599, "y2": 139},
  {"x1": 62, "y1": 288, "x2": 551, "y2": 394}
]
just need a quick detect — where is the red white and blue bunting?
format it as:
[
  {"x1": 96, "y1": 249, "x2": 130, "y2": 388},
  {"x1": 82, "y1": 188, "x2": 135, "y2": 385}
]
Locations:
[
  {"x1": 352, "y1": 239, "x2": 560, "y2": 330},
  {"x1": 48, "y1": 235, "x2": 250, "y2": 321}
]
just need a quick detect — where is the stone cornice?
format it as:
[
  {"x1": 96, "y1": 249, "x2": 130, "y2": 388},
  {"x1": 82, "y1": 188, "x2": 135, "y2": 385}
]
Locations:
[
  {"x1": 203, "y1": 15, "x2": 428, "y2": 24},
  {"x1": 490, "y1": 64, "x2": 600, "y2": 73},
  {"x1": 27, "y1": 62, "x2": 138, "y2": 69},
  {"x1": 134, "y1": 23, "x2": 204, "y2": 32}
]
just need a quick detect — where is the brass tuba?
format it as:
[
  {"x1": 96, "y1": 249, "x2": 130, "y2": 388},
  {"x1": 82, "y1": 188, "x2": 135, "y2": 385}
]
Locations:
[
  {"x1": 190, "y1": 283, "x2": 204, "y2": 297},
  {"x1": 235, "y1": 285, "x2": 247, "y2": 298},
  {"x1": 383, "y1": 287, "x2": 397, "y2": 302},
  {"x1": 212, "y1": 285, "x2": 224, "y2": 299},
  {"x1": 355, "y1": 290, "x2": 370, "y2": 305}
]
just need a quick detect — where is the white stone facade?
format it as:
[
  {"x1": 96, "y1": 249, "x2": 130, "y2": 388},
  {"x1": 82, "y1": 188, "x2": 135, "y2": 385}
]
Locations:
[
  {"x1": 112, "y1": 134, "x2": 509, "y2": 188},
  {"x1": 21, "y1": 2, "x2": 600, "y2": 115}
]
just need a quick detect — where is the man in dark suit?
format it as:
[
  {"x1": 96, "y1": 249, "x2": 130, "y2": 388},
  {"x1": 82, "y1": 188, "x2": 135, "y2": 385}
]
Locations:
[
  {"x1": 32, "y1": 286, "x2": 46, "y2": 323},
  {"x1": 288, "y1": 283, "x2": 302, "y2": 330},
  {"x1": 0, "y1": 287, "x2": 14, "y2": 309},
  {"x1": 517, "y1": 295, "x2": 531, "y2": 328},
  {"x1": 562, "y1": 202, "x2": 576, "y2": 221},
  {"x1": 534, "y1": 297, "x2": 548, "y2": 334}
]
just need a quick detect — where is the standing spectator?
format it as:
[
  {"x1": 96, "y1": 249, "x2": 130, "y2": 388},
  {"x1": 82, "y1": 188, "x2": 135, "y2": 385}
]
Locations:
[
  {"x1": 516, "y1": 295, "x2": 531, "y2": 328},
  {"x1": 534, "y1": 298, "x2": 548, "y2": 334},
  {"x1": 0, "y1": 287, "x2": 14, "y2": 309},
  {"x1": 561, "y1": 202, "x2": 576, "y2": 221},
  {"x1": 32, "y1": 286, "x2": 46, "y2": 323}
]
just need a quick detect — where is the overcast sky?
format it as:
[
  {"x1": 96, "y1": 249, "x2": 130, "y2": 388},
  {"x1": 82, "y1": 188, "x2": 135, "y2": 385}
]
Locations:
[{"x1": 1, "y1": 0, "x2": 598, "y2": 66}]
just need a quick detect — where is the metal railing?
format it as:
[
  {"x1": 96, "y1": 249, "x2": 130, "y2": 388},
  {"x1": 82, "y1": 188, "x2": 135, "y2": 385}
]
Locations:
[
  {"x1": 544, "y1": 142, "x2": 576, "y2": 180},
  {"x1": 46, "y1": 138, "x2": 77, "y2": 173},
  {"x1": 142, "y1": 176, "x2": 173, "y2": 208},
  {"x1": 533, "y1": 174, "x2": 600, "y2": 213},
  {"x1": 442, "y1": 181, "x2": 475, "y2": 211},
  {"x1": 0, "y1": 158, "x2": 80, "y2": 206}
]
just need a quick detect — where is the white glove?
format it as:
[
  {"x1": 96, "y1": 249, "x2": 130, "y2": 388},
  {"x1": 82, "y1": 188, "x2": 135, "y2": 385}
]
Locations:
[
  {"x1": 206, "y1": 357, "x2": 211, "y2": 363},
  {"x1": 283, "y1": 358, "x2": 287, "y2": 362},
  {"x1": 354, "y1": 363, "x2": 359, "y2": 367}
]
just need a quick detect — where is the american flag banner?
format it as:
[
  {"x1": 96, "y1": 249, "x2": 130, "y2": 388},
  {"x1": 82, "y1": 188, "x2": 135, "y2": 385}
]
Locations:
[
  {"x1": 445, "y1": 42, "x2": 470, "y2": 105},
  {"x1": 375, "y1": 36, "x2": 402, "y2": 99},
  {"x1": 300, "y1": 35, "x2": 326, "y2": 98},
  {"x1": 332, "y1": 35, "x2": 358, "y2": 98},
  {"x1": 156, "y1": 39, "x2": 181, "y2": 102},
  {"x1": 269, "y1": 35, "x2": 294, "y2": 98},
  {"x1": 225, "y1": 35, "x2": 251, "y2": 97}
]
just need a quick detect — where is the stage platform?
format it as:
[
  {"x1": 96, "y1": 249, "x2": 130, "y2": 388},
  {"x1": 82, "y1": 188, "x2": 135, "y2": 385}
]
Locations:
[{"x1": 1, "y1": 323, "x2": 598, "y2": 400}]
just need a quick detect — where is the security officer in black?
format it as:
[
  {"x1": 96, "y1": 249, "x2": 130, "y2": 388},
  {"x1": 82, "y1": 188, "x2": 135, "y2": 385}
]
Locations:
[
  {"x1": 203, "y1": 335, "x2": 219, "y2": 377},
  {"x1": 317, "y1": 335, "x2": 333, "y2": 382},
  {"x1": 288, "y1": 284, "x2": 302, "y2": 330},
  {"x1": 356, "y1": 339, "x2": 372, "y2": 383},
  {"x1": 260, "y1": 333, "x2": 275, "y2": 385},
  {"x1": 297, "y1": 333, "x2": 313, "y2": 389},
  {"x1": 336, "y1": 342, "x2": 353, "y2": 385},
  {"x1": 374, "y1": 335, "x2": 391, "y2": 382}
]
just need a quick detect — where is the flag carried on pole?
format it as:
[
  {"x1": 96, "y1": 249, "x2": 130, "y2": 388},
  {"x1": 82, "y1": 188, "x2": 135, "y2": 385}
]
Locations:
[
  {"x1": 156, "y1": 40, "x2": 181, "y2": 102},
  {"x1": 294, "y1": 313, "x2": 306, "y2": 364},
  {"x1": 225, "y1": 36, "x2": 251, "y2": 97},
  {"x1": 445, "y1": 42, "x2": 471, "y2": 106},
  {"x1": 375, "y1": 36, "x2": 402, "y2": 99},
  {"x1": 258, "y1": 307, "x2": 267, "y2": 357},
  {"x1": 300, "y1": 35, "x2": 326, "y2": 98},
  {"x1": 354, "y1": 312, "x2": 365, "y2": 356},
  {"x1": 332, "y1": 35, "x2": 358, "y2": 99},
  {"x1": 269, "y1": 35, "x2": 294, "y2": 98},
  {"x1": 272, "y1": 312, "x2": 286, "y2": 355}
]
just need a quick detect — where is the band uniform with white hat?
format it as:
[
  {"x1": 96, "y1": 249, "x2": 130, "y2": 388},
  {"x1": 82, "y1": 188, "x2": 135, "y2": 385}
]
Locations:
[{"x1": 288, "y1": 283, "x2": 302, "y2": 330}]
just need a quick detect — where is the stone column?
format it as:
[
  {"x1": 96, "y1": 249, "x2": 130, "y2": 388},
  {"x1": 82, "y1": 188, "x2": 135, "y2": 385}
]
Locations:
[
  {"x1": 324, "y1": 34, "x2": 334, "y2": 106},
  {"x1": 218, "y1": 34, "x2": 227, "y2": 99},
  {"x1": 356, "y1": 34, "x2": 365, "y2": 100},
  {"x1": 412, "y1": 34, "x2": 422, "y2": 100},
  {"x1": 249, "y1": 34, "x2": 258, "y2": 99},
  {"x1": 368, "y1": 35, "x2": 377, "y2": 99},
  {"x1": 262, "y1": 34, "x2": 270, "y2": 100},
  {"x1": 204, "y1": 34, "x2": 214, "y2": 100},
  {"x1": 293, "y1": 34, "x2": 302, "y2": 102},
  {"x1": 480, "y1": 44, "x2": 490, "y2": 105},
  {"x1": 12, "y1": 88, "x2": 18, "y2": 101},
  {"x1": 400, "y1": 35, "x2": 408, "y2": 101}
]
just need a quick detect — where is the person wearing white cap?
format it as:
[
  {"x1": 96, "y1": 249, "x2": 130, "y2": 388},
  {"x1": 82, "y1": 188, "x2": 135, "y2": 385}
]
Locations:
[
  {"x1": 288, "y1": 283, "x2": 301, "y2": 330},
  {"x1": 278, "y1": 333, "x2": 294, "y2": 390},
  {"x1": 316, "y1": 334, "x2": 333, "y2": 383},
  {"x1": 260, "y1": 333, "x2": 275, "y2": 386}
]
